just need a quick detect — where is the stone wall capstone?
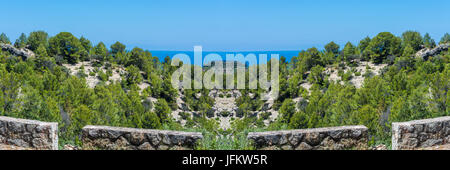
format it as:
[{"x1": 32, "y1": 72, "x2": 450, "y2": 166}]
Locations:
[
  {"x1": 392, "y1": 116, "x2": 450, "y2": 150},
  {"x1": 0, "y1": 116, "x2": 58, "y2": 150},
  {"x1": 247, "y1": 125, "x2": 368, "y2": 150},
  {"x1": 82, "y1": 125, "x2": 203, "y2": 150}
]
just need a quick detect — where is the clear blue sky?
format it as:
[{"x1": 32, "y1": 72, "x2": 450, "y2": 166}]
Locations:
[{"x1": 1, "y1": 0, "x2": 449, "y2": 51}]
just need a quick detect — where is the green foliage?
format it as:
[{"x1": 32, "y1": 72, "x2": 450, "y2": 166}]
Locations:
[
  {"x1": 401, "y1": 44, "x2": 415, "y2": 58},
  {"x1": 220, "y1": 111, "x2": 231, "y2": 117},
  {"x1": 27, "y1": 31, "x2": 48, "y2": 51},
  {"x1": 340, "y1": 70, "x2": 353, "y2": 81},
  {"x1": 93, "y1": 42, "x2": 108, "y2": 62},
  {"x1": 97, "y1": 70, "x2": 109, "y2": 81},
  {"x1": 287, "y1": 74, "x2": 303, "y2": 98},
  {"x1": 196, "y1": 128, "x2": 254, "y2": 150},
  {"x1": 128, "y1": 47, "x2": 153, "y2": 71},
  {"x1": 279, "y1": 99, "x2": 296, "y2": 123},
  {"x1": 358, "y1": 36, "x2": 371, "y2": 60},
  {"x1": 0, "y1": 33, "x2": 11, "y2": 44},
  {"x1": 423, "y1": 33, "x2": 436, "y2": 48},
  {"x1": 365, "y1": 32, "x2": 402, "y2": 64},
  {"x1": 0, "y1": 30, "x2": 448, "y2": 149},
  {"x1": 307, "y1": 65, "x2": 324, "y2": 85},
  {"x1": 79, "y1": 36, "x2": 92, "y2": 61},
  {"x1": 343, "y1": 42, "x2": 356, "y2": 61},
  {"x1": 324, "y1": 41, "x2": 340, "y2": 54},
  {"x1": 110, "y1": 41, "x2": 126, "y2": 54},
  {"x1": 401, "y1": 31, "x2": 423, "y2": 51},
  {"x1": 125, "y1": 65, "x2": 143, "y2": 85},
  {"x1": 288, "y1": 111, "x2": 309, "y2": 129},
  {"x1": 154, "y1": 99, "x2": 172, "y2": 124},
  {"x1": 179, "y1": 112, "x2": 190, "y2": 120},
  {"x1": 35, "y1": 44, "x2": 49, "y2": 58},
  {"x1": 49, "y1": 32, "x2": 84, "y2": 64},
  {"x1": 138, "y1": 111, "x2": 162, "y2": 129},
  {"x1": 440, "y1": 33, "x2": 450, "y2": 44},
  {"x1": 14, "y1": 33, "x2": 27, "y2": 48}
]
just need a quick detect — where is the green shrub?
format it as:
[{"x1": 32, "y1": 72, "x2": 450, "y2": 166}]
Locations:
[{"x1": 97, "y1": 70, "x2": 109, "y2": 81}]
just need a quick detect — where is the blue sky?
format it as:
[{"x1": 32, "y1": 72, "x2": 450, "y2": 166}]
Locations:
[{"x1": 1, "y1": 0, "x2": 449, "y2": 51}]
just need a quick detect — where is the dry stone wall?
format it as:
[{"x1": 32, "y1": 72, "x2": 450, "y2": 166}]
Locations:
[
  {"x1": 392, "y1": 116, "x2": 450, "y2": 150},
  {"x1": 82, "y1": 125, "x2": 203, "y2": 150},
  {"x1": 0, "y1": 116, "x2": 58, "y2": 150},
  {"x1": 247, "y1": 125, "x2": 368, "y2": 150}
]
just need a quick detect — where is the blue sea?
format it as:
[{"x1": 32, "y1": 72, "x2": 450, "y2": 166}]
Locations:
[{"x1": 150, "y1": 51, "x2": 301, "y2": 65}]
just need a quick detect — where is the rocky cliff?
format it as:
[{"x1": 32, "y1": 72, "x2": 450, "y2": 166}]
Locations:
[
  {"x1": 416, "y1": 43, "x2": 449, "y2": 60},
  {"x1": 0, "y1": 43, "x2": 35, "y2": 60}
]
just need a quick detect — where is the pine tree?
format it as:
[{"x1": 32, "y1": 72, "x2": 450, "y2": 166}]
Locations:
[
  {"x1": 365, "y1": 32, "x2": 402, "y2": 64},
  {"x1": 279, "y1": 99, "x2": 296, "y2": 123},
  {"x1": 154, "y1": 99, "x2": 172, "y2": 124},
  {"x1": 27, "y1": 31, "x2": 48, "y2": 51},
  {"x1": 440, "y1": 33, "x2": 450, "y2": 44},
  {"x1": 110, "y1": 41, "x2": 126, "y2": 54},
  {"x1": 49, "y1": 32, "x2": 83, "y2": 64},
  {"x1": 94, "y1": 42, "x2": 108, "y2": 61},
  {"x1": 14, "y1": 33, "x2": 27, "y2": 48},
  {"x1": 401, "y1": 31, "x2": 423, "y2": 51},
  {"x1": 401, "y1": 44, "x2": 415, "y2": 58},
  {"x1": 324, "y1": 41, "x2": 340, "y2": 54},
  {"x1": 0, "y1": 33, "x2": 10, "y2": 44},
  {"x1": 343, "y1": 42, "x2": 356, "y2": 61},
  {"x1": 423, "y1": 33, "x2": 436, "y2": 48}
]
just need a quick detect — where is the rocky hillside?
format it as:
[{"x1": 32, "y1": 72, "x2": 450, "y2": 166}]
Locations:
[{"x1": 0, "y1": 43, "x2": 35, "y2": 60}]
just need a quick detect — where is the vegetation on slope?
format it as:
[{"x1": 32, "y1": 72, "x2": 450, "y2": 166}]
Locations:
[{"x1": 0, "y1": 31, "x2": 448, "y2": 149}]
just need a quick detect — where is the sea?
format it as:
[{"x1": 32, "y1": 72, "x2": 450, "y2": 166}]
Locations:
[{"x1": 150, "y1": 50, "x2": 301, "y2": 65}]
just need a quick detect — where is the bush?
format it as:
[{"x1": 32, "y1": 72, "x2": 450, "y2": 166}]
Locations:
[
  {"x1": 179, "y1": 112, "x2": 190, "y2": 120},
  {"x1": 97, "y1": 70, "x2": 109, "y2": 81},
  {"x1": 89, "y1": 71, "x2": 95, "y2": 76},
  {"x1": 220, "y1": 111, "x2": 231, "y2": 117},
  {"x1": 140, "y1": 112, "x2": 162, "y2": 129},
  {"x1": 260, "y1": 112, "x2": 271, "y2": 120},
  {"x1": 288, "y1": 111, "x2": 309, "y2": 129},
  {"x1": 341, "y1": 71, "x2": 353, "y2": 81},
  {"x1": 279, "y1": 99, "x2": 296, "y2": 123},
  {"x1": 76, "y1": 70, "x2": 87, "y2": 78},
  {"x1": 154, "y1": 99, "x2": 172, "y2": 124},
  {"x1": 363, "y1": 70, "x2": 374, "y2": 78}
]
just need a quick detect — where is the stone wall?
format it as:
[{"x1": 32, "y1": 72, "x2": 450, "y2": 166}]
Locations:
[
  {"x1": 82, "y1": 125, "x2": 203, "y2": 150},
  {"x1": 392, "y1": 116, "x2": 450, "y2": 150},
  {"x1": 247, "y1": 125, "x2": 368, "y2": 150},
  {"x1": 0, "y1": 116, "x2": 58, "y2": 150}
]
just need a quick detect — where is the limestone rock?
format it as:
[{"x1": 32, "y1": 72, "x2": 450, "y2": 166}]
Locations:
[
  {"x1": 0, "y1": 43, "x2": 35, "y2": 60},
  {"x1": 415, "y1": 43, "x2": 449, "y2": 60}
]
